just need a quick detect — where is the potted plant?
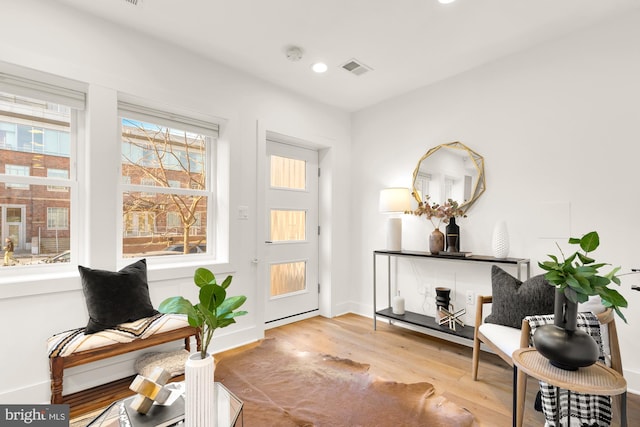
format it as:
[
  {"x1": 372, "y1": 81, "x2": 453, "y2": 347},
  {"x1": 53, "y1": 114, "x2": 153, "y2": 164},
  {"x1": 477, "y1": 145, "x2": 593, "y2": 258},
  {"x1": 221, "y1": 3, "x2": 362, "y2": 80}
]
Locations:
[
  {"x1": 538, "y1": 231, "x2": 627, "y2": 320},
  {"x1": 159, "y1": 267, "x2": 248, "y2": 359},
  {"x1": 535, "y1": 231, "x2": 627, "y2": 370},
  {"x1": 159, "y1": 267, "x2": 247, "y2": 426},
  {"x1": 407, "y1": 196, "x2": 466, "y2": 253}
]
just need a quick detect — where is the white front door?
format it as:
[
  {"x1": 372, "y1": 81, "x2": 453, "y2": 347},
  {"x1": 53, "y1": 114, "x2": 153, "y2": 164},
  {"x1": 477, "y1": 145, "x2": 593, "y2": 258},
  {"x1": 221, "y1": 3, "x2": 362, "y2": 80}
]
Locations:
[{"x1": 264, "y1": 140, "x2": 319, "y2": 324}]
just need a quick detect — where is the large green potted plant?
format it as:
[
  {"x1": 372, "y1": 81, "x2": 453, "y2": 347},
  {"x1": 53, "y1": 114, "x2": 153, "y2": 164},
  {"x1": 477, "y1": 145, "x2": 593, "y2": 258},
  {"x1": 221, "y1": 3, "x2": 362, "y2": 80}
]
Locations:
[
  {"x1": 159, "y1": 268, "x2": 247, "y2": 426},
  {"x1": 535, "y1": 231, "x2": 627, "y2": 370},
  {"x1": 158, "y1": 267, "x2": 248, "y2": 359}
]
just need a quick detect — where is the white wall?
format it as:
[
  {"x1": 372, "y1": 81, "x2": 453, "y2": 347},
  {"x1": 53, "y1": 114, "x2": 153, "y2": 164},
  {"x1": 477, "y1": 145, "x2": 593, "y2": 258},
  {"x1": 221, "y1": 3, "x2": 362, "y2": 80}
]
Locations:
[
  {"x1": 352, "y1": 10, "x2": 640, "y2": 392},
  {"x1": 0, "y1": 0, "x2": 351, "y2": 403}
]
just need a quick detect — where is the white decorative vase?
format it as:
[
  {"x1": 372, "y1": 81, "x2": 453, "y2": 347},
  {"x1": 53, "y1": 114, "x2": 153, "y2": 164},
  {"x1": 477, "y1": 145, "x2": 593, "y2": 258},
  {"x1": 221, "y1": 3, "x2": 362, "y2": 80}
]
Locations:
[
  {"x1": 185, "y1": 352, "x2": 216, "y2": 427},
  {"x1": 491, "y1": 220, "x2": 510, "y2": 259}
]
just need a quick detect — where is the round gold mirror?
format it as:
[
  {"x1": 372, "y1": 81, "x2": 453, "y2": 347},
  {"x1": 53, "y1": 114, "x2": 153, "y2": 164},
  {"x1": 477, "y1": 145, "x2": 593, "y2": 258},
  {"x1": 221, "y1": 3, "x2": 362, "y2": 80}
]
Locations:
[{"x1": 411, "y1": 141, "x2": 485, "y2": 214}]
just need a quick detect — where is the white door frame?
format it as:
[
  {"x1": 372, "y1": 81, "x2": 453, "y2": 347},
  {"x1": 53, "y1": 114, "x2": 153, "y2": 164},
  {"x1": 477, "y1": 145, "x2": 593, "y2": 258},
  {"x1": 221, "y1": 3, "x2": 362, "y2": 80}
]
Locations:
[{"x1": 256, "y1": 124, "x2": 328, "y2": 329}]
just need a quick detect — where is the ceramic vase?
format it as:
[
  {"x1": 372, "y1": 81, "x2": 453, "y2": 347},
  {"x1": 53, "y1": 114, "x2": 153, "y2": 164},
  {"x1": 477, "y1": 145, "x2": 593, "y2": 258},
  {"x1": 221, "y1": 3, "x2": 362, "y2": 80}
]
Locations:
[
  {"x1": 429, "y1": 228, "x2": 445, "y2": 254},
  {"x1": 435, "y1": 287, "x2": 451, "y2": 320},
  {"x1": 491, "y1": 220, "x2": 509, "y2": 259},
  {"x1": 532, "y1": 288, "x2": 599, "y2": 370},
  {"x1": 185, "y1": 352, "x2": 216, "y2": 427},
  {"x1": 445, "y1": 217, "x2": 460, "y2": 252}
]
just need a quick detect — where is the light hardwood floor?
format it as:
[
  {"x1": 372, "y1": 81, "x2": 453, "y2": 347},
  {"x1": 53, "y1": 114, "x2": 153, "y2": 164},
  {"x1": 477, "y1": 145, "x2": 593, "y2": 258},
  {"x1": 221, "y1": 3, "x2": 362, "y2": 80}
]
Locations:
[{"x1": 218, "y1": 313, "x2": 639, "y2": 427}]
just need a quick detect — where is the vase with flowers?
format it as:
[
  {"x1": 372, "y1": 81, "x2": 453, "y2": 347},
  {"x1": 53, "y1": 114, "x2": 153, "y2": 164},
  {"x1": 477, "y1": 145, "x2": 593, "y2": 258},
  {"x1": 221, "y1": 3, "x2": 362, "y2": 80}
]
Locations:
[{"x1": 408, "y1": 196, "x2": 466, "y2": 254}]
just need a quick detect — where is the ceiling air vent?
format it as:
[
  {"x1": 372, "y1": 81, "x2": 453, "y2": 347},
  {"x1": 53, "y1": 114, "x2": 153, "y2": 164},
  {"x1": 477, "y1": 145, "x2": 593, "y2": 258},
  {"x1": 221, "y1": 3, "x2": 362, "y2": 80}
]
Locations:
[
  {"x1": 124, "y1": 0, "x2": 139, "y2": 5},
  {"x1": 341, "y1": 59, "x2": 372, "y2": 76}
]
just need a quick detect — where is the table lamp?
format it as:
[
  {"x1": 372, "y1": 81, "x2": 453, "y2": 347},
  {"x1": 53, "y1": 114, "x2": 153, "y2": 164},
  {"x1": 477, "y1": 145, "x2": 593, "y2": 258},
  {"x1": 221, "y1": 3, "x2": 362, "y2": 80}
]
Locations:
[{"x1": 379, "y1": 187, "x2": 411, "y2": 251}]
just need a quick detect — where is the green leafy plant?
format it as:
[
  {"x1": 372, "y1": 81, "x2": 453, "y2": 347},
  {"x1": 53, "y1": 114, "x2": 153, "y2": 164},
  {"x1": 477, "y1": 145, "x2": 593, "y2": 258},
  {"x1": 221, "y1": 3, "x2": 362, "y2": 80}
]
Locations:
[
  {"x1": 538, "y1": 231, "x2": 627, "y2": 322},
  {"x1": 159, "y1": 267, "x2": 248, "y2": 359}
]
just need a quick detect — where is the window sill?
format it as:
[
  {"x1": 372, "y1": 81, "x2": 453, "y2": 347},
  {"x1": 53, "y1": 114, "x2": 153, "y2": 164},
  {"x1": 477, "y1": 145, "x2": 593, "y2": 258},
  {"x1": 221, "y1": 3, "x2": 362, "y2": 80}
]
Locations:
[{"x1": 0, "y1": 259, "x2": 235, "y2": 300}]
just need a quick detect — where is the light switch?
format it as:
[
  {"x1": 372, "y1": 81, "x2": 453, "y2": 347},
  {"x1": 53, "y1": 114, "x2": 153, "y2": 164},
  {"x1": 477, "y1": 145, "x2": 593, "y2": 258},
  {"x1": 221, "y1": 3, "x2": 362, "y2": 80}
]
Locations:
[{"x1": 238, "y1": 205, "x2": 249, "y2": 220}]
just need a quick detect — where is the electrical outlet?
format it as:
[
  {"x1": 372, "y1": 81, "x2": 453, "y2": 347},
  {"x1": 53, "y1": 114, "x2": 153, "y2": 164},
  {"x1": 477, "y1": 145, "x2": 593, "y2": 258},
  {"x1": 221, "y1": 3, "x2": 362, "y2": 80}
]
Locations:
[{"x1": 466, "y1": 290, "x2": 474, "y2": 305}]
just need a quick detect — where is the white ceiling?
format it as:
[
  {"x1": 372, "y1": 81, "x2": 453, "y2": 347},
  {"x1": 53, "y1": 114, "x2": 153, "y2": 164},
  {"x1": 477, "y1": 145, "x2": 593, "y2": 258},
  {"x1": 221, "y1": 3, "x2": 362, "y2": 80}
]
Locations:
[{"x1": 54, "y1": 0, "x2": 640, "y2": 112}]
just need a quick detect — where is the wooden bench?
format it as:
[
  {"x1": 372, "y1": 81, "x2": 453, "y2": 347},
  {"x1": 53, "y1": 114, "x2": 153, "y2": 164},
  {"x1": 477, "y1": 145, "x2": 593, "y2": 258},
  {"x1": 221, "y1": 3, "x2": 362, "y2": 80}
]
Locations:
[{"x1": 49, "y1": 318, "x2": 199, "y2": 418}]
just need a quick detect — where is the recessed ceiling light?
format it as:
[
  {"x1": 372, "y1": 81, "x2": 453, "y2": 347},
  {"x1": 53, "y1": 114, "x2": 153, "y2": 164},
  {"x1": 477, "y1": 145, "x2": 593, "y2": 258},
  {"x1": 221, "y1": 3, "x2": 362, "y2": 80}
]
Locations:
[
  {"x1": 312, "y1": 62, "x2": 328, "y2": 73},
  {"x1": 438, "y1": 0, "x2": 456, "y2": 4}
]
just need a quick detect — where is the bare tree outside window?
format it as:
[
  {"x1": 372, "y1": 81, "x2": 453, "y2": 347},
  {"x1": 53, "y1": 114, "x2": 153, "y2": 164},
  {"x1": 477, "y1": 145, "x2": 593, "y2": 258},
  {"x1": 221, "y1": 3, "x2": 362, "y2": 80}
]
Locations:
[{"x1": 121, "y1": 118, "x2": 212, "y2": 257}]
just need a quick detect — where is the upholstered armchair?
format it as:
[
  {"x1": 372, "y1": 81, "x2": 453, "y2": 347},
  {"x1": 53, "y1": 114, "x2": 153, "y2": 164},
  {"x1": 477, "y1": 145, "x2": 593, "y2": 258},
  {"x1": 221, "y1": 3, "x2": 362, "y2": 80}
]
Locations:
[
  {"x1": 471, "y1": 266, "x2": 624, "y2": 426},
  {"x1": 471, "y1": 265, "x2": 556, "y2": 381}
]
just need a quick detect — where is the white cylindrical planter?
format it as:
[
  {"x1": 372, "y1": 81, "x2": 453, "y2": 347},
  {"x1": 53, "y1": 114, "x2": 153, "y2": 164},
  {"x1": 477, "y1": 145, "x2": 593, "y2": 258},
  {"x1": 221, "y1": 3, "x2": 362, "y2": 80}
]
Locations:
[
  {"x1": 185, "y1": 352, "x2": 216, "y2": 427},
  {"x1": 491, "y1": 220, "x2": 510, "y2": 259}
]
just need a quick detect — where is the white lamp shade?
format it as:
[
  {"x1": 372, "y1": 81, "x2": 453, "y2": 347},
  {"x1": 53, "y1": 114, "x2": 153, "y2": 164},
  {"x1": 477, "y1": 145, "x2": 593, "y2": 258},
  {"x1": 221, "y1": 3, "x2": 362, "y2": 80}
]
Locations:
[{"x1": 379, "y1": 188, "x2": 411, "y2": 213}]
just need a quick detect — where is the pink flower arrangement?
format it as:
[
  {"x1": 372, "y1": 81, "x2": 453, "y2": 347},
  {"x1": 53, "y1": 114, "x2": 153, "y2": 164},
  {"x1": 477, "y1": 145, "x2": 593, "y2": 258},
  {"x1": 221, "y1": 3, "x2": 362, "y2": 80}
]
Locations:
[{"x1": 407, "y1": 196, "x2": 466, "y2": 229}]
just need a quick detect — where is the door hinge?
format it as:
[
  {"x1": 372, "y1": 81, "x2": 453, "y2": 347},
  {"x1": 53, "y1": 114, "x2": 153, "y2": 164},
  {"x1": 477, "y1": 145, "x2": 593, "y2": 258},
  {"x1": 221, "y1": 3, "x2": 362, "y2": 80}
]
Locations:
[
  {"x1": 318, "y1": 167, "x2": 321, "y2": 177},
  {"x1": 318, "y1": 283, "x2": 321, "y2": 293},
  {"x1": 318, "y1": 226, "x2": 321, "y2": 235}
]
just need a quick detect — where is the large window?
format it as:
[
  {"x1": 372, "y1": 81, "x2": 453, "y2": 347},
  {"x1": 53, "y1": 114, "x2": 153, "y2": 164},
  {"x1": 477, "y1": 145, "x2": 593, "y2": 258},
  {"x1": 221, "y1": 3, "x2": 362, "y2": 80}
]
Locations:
[
  {"x1": 0, "y1": 76, "x2": 82, "y2": 267},
  {"x1": 119, "y1": 103, "x2": 217, "y2": 258}
]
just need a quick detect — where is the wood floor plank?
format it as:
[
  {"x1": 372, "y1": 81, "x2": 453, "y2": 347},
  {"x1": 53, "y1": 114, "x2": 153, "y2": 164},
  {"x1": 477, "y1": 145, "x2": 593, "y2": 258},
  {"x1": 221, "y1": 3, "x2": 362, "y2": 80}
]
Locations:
[{"x1": 221, "y1": 313, "x2": 639, "y2": 427}]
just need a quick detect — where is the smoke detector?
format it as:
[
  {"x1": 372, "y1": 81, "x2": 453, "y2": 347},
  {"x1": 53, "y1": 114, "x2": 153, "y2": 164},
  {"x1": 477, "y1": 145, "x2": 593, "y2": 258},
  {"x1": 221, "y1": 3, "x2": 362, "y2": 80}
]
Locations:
[
  {"x1": 341, "y1": 59, "x2": 372, "y2": 76},
  {"x1": 286, "y1": 46, "x2": 304, "y2": 62}
]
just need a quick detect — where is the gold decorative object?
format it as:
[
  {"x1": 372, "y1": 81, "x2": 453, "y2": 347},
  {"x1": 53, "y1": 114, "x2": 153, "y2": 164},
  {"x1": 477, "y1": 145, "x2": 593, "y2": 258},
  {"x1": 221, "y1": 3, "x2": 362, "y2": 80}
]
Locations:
[{"x1": 128, "y1": 366, "x2": 172, "y2": 414}]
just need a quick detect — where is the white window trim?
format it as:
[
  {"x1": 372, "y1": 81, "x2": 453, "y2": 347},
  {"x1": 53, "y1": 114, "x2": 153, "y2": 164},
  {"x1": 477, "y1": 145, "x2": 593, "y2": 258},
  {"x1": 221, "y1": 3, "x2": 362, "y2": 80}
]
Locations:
[
  {"x1": 117, "y1": 100, "x2": 220, "y2": 265},
  {"x1": 0, "y1": 70, "x2": 84, "y2": 282}
]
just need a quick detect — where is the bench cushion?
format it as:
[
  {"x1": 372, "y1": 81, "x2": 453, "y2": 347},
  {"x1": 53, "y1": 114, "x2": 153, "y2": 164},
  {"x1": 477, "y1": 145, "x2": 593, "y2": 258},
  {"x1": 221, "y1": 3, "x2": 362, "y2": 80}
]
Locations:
[{"x1": 47, "y1": 313, "x2": 190, "y2": 358}]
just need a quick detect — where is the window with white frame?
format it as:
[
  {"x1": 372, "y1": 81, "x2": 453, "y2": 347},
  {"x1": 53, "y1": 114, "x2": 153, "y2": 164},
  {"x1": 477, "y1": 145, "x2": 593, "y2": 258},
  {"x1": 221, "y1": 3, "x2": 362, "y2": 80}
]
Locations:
[
  {"x1": 5, "y1": 165, "x2": 30, "y2": 189},
  {"x1": 47, "y1": 207, "x2": 69, "y2": 230},
  {"x1": 47, "y1": 168, "x2": 69, "y2": 191},
  {"x1": 119, "y1": 102, "x2": 217, "y2": 258},
  {"x1": 0, "y1": 74, "x2": 83, "y2": 266}
]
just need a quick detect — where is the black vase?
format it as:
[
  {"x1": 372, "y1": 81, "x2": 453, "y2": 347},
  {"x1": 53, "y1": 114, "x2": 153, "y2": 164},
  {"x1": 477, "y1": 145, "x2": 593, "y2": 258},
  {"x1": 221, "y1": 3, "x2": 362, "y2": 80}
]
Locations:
[
  {"x1": 445, "y1": 217, "x2": 460, "y2": 252},
  {"x1": 435, "y1": 287, "x2": 451, "y2": 319},
  {"x1": 533, "y1": 288, "x2": 599, "y2": 370}
]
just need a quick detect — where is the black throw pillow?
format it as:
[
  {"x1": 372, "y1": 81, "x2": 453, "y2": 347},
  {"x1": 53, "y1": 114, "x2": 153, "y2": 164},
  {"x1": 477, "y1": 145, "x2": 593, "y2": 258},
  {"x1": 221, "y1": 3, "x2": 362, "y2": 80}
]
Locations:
[
  {"x1": 484, "y1": 265, "x2": 555, "y2": 329},
  {"x1": 79, "y1": 259, "x2": 158, "y2": 334}
]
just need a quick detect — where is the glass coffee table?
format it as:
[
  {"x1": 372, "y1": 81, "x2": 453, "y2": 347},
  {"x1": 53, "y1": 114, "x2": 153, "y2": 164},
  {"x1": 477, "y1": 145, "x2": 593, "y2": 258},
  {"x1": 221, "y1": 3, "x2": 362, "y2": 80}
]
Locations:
[{"x1": 87, "y1": 382, "x2": 243, "y2": 427}]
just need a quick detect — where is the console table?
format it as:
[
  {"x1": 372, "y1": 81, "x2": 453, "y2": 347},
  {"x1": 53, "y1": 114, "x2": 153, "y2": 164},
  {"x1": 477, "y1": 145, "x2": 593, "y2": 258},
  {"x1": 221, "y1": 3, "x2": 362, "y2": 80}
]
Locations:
[{"x1": 373, "y1": 250, "x2": 530, "y2": 342}]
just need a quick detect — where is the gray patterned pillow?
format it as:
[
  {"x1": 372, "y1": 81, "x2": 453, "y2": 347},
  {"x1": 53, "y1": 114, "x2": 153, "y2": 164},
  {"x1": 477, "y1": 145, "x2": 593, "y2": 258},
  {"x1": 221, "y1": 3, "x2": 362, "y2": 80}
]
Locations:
[{"x1": 484, "y1": 265, "x2": 555, "y2": 329}]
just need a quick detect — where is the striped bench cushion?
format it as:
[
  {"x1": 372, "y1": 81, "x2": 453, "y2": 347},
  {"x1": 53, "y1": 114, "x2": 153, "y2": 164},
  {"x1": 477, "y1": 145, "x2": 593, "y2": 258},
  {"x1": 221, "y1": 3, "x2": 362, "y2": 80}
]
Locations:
[{"x1": 47, "y1": 313, "x2": 190, "y2": 358}]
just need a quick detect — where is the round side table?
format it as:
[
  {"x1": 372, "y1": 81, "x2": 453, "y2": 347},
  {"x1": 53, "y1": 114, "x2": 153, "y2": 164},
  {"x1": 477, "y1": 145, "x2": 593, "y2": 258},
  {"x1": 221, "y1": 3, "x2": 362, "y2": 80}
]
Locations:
[{"x1": 512, "y1": 347, "x2": 626, "y2": 427}]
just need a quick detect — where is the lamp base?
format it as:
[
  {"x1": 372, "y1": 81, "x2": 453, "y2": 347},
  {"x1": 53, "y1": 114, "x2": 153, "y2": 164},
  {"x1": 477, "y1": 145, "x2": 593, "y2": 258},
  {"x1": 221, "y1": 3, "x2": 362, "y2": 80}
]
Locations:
[{"x1": 386, "y1": 217, "x2": 402, "y2": 251}]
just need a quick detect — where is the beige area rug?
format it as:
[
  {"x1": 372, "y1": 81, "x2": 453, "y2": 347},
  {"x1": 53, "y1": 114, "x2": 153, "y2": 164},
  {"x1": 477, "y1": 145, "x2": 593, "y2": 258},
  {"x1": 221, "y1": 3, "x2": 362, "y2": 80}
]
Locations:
[{"x1": 215, "y1": 337, "x2": 478, "y2": 427}]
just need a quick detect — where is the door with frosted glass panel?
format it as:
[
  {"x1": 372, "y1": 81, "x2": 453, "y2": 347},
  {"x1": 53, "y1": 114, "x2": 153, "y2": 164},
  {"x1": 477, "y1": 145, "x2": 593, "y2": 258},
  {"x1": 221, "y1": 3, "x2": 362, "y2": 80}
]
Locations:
[{"x1": 264, "y1": 141, "x2": 318, "y2": 323}]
